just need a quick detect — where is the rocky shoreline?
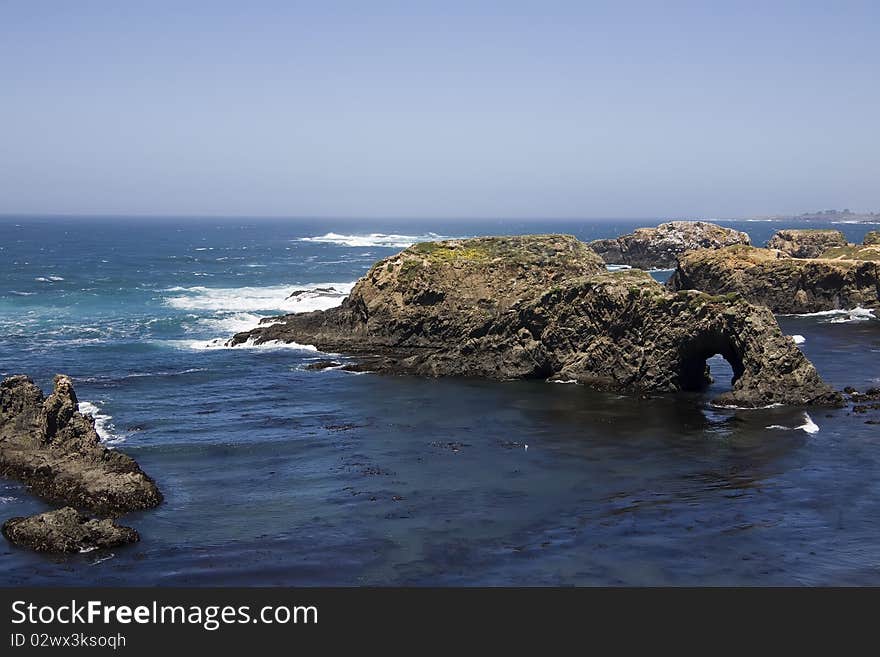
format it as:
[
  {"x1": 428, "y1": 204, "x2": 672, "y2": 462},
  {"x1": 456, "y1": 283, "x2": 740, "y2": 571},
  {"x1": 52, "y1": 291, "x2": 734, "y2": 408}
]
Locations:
[
  {"x1": 0, "y1": 374, "x2": 161, "y2": 552},
  {"x1": 231, "y1": 234, "x2": 841, "y2": 408}
]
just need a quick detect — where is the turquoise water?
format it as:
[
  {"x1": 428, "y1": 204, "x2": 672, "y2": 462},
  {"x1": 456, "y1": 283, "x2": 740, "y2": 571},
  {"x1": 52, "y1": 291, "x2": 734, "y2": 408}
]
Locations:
[{"x1": 1, "y1": 216, "x2": 879, "y2": 585}]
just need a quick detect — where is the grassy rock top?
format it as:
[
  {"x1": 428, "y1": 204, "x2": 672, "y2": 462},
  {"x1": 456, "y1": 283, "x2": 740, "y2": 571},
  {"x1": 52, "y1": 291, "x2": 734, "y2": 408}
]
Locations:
[
  {"x1": 819, "y1": 243, "x2": 880, "y2": 261},
  {"x1": 766, "y1": 228, "x2": 849, "y2": 258}
]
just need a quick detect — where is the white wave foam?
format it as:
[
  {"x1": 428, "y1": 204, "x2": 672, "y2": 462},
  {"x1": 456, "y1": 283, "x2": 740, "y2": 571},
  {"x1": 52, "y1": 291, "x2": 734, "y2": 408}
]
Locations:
[
  {"x1": 766, "y1": 412, "x2": 819, "y2": 434},
  {"x1": 164, "y1": 281, "x2": 355, "y2": 314},
  {"x1": 711, "y1": 402, "x2": 784, "y2": 410},
  {"x1": 783, "y1": 307, "x2": 877, "y2": 323},
  {"x1": 196, "y1": 312, "x2": 280, "y2": 334},
  {"x1": 605, "y1": 264, "x2": 632, "y2": 271},
  {"x1": 791, "y1": 335, "x2": 806, "y2": 344},
  {"x1": 168, "y1": 337, "x2": 321, "y2": 352},
  {"x1": 0, "y1": 496, "x2": 16, "y2": 504},
  {"x1": 34, "y1": 276, "x2": 64, "y2": 282},
  {"x1": 298, "y1": 232, "x2": 449, "y2": 248},
  {"x1": 78, "y1": 401, "x2": 126, "y2": 445}
]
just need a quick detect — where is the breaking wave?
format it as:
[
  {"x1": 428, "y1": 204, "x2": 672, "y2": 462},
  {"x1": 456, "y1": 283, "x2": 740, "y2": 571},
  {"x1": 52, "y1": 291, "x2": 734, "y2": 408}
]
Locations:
[
  {"x1": 164, "y1": 282, "x2": 354, "y2": 314},
  {"x1": 785, "y1": 307, "x2": 876, "y2": 324},
  {"x1": 297, "y1": 232, "x2": 451, "y2": 248},
  {"x1": 78, "y1": 401, "x2": 127, "y2": 445}
]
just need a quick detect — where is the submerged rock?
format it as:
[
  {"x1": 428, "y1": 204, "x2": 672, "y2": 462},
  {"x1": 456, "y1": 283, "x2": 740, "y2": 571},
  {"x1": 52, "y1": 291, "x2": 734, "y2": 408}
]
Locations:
[
  {"x1": 230, "y1": 235, "x2": 840, "y2": 408},
  {"x1": 589, "y1": 221, "x2": 750, "y2": 269},
  {"x1": 668, "y1": 245, "x2": 880, "y2": 314},
  {"x1": 0, "y1": 374, "x2": 162, "y2": 515},
  {"x1": 766, "y1": 229, "x2": 848, "y2": 258},
  {"x1": 2, "y1": 506, "x2": 139, "y2": 553}
]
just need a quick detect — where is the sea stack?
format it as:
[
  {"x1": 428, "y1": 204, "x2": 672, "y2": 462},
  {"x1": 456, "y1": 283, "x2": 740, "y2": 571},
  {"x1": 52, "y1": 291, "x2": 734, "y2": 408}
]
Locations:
[
  {"x1": 668, "y1": 244, "x2": 880, "y2": 314},
  {"x1": 0, "y1": 374, "x2": 162, "y2": 515},
  {"x1": 588, "y1": 221, "x2": 751, "y2": 269},
  {"x1": 766, "y1": 229, "x2": 848, "y2": 258},
  {"x1": 230, "y1": 235, "x2": 841, "y2": 408}
]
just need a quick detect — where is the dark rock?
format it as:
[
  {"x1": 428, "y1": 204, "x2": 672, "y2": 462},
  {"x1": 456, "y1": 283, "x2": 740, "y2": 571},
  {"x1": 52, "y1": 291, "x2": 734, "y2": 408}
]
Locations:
[
  {"x1": 668, "y1": 245, "x2": 880, "y2": 314},
  {"x1": 287, "y1": 287, "x2": 340, "y2": 300},
  {"x1": 766, "y1": 229, "x2": 848, "y2": 258},
  {"x1": 304, "y1": 360, "x2": 343, "y2": 370},
  {"x1": 229, "y1": 235, "x2": 840, "y2": 408},
  {"x1": 2, "y1": 506, "x2": 139, "y2": 553},
  {"x1": 589, "y1": 221, "x2": 750, "y2": 269},
  {"x1": 0, "y1": 375, "x2": 162, "y2": 515}
]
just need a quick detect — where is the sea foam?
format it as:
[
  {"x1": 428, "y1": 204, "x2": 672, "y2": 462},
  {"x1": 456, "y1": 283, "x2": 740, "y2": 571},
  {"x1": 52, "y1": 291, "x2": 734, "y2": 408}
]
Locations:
[
  {"x1": 767, "y1": 413, "x2": 819, "y2": 434},
  {"x1": 297, "y1": 232, "x2": 450, "y2": 248},
  {"x1": 785, "y1": 307, "x2": 876, "y2": 323},
  {"x1": 164, "y1": 281, "x2": 354, "y2": 314},
  {"x1": 78, "y1": 401, "x2": 126, "y2": 445}
]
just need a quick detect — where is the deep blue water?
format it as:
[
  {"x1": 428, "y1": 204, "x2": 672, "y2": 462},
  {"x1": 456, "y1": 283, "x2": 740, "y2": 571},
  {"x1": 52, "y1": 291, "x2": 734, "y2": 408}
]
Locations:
[{"x1": 1, "y1": 216, "x2": 879, "y2": 585}]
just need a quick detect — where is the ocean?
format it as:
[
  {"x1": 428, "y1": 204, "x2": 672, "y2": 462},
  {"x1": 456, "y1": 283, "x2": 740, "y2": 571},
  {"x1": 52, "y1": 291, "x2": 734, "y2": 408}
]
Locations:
[{"x1": 1, "y1": 216, "x2": 878, "y2": 585}]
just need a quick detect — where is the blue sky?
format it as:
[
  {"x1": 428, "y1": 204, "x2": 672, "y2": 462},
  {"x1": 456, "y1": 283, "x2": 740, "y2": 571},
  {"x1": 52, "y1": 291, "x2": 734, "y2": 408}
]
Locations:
[{"x1": 1, "y1": 1, "x2": 878, "y2": 218}]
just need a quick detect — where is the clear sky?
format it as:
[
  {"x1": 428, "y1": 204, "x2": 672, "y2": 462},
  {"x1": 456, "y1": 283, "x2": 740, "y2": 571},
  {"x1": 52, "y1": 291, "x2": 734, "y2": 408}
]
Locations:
[{"x1": 1, "y1": 1, "x2": 878, "y2": 219}]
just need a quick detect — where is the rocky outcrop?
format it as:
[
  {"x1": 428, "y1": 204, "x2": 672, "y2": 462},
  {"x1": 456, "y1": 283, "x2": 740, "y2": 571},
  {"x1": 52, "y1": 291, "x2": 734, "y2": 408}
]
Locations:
[
  {"x1": 668, "y1": 245, "x2": 880, "y2": 314},
  {"x1": 2, "y1": 507, "x2": 139, "y2": 553},
  {"x1": 0, "y1": 374, "x2": 162, "y2": 516},
  {"x1": 230, "y1": 235, "x2": 840, "y2": 408},
  {"x1": 864, "y1": 231, "x2": 880, "y2": 246},
  {"x1": 766, "y1": 229, "x2": 848, "y2": 258},
  {"x1": 589, "y1": 221, "x2": 751, "y2": 269}
]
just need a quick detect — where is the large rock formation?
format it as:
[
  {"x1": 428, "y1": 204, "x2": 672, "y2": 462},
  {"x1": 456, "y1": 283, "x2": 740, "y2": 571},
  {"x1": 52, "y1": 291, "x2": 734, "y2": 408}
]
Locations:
[
  {"x1": 2, "y1": 507, "x2": 139, "y2": 553},
  {"x1": 0, "y1": 374, "x2": 162, "y2": 515},
  {"x1": 231, "y1": 235, "x2": 841, "y2": 408},
  {"x1": 589, "y1": 221, "x2": 750, "y2": 269},
  {"x1": 864, "y1": 231, "x2": 880, "y2": 246},
  {"x1": 766, "y1": 229, "x2": 848, "y2": 258},
  {"x1": 668, "y1": 245, "x2": 880, "y2": 314}
]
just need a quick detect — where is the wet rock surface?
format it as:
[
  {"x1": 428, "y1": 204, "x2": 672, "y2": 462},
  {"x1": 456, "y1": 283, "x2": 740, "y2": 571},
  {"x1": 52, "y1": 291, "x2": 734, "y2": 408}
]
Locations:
[
  {"x1": 766, "y1": 229, "x2": 848, "y2": 258},
  {"x1": 668, "y1": 245, "x2": 880, "y2": 314},
  {"x1": 588, "y1": 221, "x2": 750, "y2": 269},
  {"x1": 0, "y1": 374, "x2": 162, "y2": 515},
  {"x1": 2, "y1": 506, "x2": 139, "y2": 553},
  {"x1": 231, "y1": 235, "x2": 840, "y2": 408}
]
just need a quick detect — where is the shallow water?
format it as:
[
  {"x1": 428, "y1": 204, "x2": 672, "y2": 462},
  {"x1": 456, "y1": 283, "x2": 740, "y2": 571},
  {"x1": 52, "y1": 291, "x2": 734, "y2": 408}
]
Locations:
[{"x1": 1, "y1": 216, "x2": 878, "y2": 585}]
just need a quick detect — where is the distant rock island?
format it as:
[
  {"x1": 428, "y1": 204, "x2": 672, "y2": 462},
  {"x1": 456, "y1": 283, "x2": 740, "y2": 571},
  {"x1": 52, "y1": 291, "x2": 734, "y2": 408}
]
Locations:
[
  {"x1": 670, "y1": 231, "x2": 880, "y2": 314},
  {"x1": 589, "y1": 221, "x2": 750, "y2": 269},
  {"x1": 753, "y1": 209, "x2": 880, "y2": 223},
  {"x1": 231, "y1": 234, "x2": 841, "y2": 408}
]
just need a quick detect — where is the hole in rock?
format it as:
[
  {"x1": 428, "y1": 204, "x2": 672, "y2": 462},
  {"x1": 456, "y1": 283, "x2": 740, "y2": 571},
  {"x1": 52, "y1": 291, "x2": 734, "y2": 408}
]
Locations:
[{"x1": 678, "y1": 332, "x2": 745, "y2": 392}]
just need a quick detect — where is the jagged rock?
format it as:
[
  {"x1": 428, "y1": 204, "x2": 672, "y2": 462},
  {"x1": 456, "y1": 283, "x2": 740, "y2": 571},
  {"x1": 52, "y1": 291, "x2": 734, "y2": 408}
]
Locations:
[
  {"x1": 304, "y1": 360, "x2": 343, "y2": 370},
  {"x1": 0, "y1": 375, "x2": 162, "y2": 515},
  {"x1": 668, "y1": 245, "x2": 880, "y2": 314},
  {"x1": 589, "y1": 221, "x2": 750, "y2": 269},
  {"x1": 287, "y1": 286, "x2": 341, "y2": 300},
  {"x1": 766, "y1": 229, "x2": 848, "y2": 258},
  {"x1": 2, "y1": 507, "x2": 138, "y2": 553},
  {"x1": 230, "y1": 235, "x2": 840, "y2": 408}
]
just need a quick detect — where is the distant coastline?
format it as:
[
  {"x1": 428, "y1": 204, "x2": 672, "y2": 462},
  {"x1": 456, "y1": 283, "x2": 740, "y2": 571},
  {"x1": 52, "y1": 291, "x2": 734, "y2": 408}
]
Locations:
[{"x1": 746, "y1": 209, "x2": 880, "y2": 224}]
